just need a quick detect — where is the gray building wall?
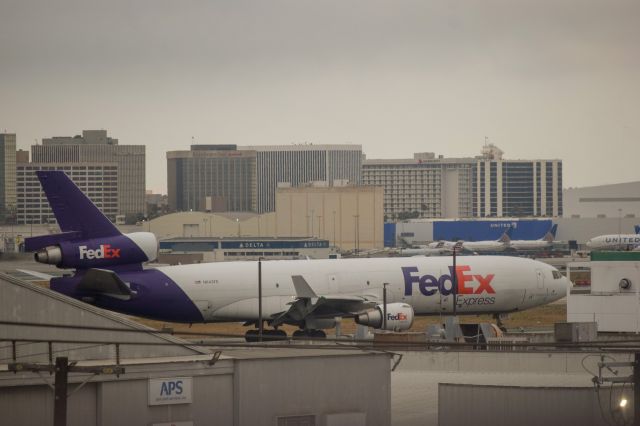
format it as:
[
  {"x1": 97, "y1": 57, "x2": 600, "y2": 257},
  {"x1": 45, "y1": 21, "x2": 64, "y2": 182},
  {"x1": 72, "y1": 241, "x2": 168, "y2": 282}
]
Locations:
[
  {"x1": 438, "y1": 383, "x2": 620, "y2": 426},
  {"x1": 235, "y1": 355, "x2": 390, "y2": 426},
  {"x1": 31, "y1": 130, "x2": 145, "y2": 219},
  {"x1": 564, "y1": 181, "x2": 640, "y2": 218}
]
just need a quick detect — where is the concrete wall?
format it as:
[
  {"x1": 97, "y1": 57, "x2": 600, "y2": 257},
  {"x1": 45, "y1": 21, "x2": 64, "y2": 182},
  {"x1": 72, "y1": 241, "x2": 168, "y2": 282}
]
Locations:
[
  {"x1": 145, "y1": 212, "x2": 277, "y2": 240},
  {"x1": 0, "y1": 353, "x2": 391, "y2": 426},
  {"x1": 275, "y1": 186, "x2": 384, "y2": 250},
  {"x1": 564, "y1": 181, "x2": 640, "y2": 218},
  {"x1": 390, "y1": 351, "x2": 633, "y2": 426},
  {"x1": 567, "y1": 256, "x2": 640, "y2": 332},
  {"x1": 235, "y1": 355, "x2": 390, "y2": 426},
  {"x1": 438, "y1": 383, "x2": 623, "y2": 426},
  {"x1": 0, "y1": 358, "x2": 236, "y2": 426}
]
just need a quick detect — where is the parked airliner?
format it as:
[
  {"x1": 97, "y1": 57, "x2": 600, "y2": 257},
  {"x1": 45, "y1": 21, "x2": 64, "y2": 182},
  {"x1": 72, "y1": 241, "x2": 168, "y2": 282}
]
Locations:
[
  {"x1": 458, "y1": 228, "x2": 512, "y2": 253},
  {"x1": 508, "y1": 224, "x2": 557, "y2": 251},
  {"x1": 586, "y1": 226, "x2": 640, "y2": 251},
  {"x1": 25, "y1": 171, "x2": 568, "y2": 340}
]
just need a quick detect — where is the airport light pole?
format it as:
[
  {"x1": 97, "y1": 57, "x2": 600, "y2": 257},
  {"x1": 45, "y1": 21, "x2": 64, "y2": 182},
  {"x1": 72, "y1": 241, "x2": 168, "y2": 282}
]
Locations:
[
  {"x1": 383, "y1": 283, "x2": 389, "y2": 330},
  {"x1": 353, "y1": 214, "x2": 360, "y2": 256},
  {"x1": 332, "y1": 210, "x2": 336, "y2": 248},
  {"x1": 619, "y1": 208, "x2": 623, "y2": 249},
  {"x1": 310, "y1": 209, "x2": 314, "y2": 238},
  {"x1": 452, "y1": 246, "x2": 458, "y2": 316},
  {"x1": 258, "y1": 258, "x2": 263, "y2": 342}
]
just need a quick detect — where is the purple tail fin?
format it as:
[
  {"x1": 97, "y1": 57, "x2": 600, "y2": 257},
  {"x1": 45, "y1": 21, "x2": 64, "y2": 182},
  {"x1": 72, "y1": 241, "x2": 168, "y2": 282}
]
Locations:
[{"x1": 36, "y1": 171, "x2": 121, "y2": 239}]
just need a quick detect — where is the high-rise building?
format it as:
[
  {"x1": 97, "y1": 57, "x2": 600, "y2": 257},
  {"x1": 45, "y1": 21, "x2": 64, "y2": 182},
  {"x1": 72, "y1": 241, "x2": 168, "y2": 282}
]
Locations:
[
  {"x1": 238, "y1": 144, "x2": 362, "y2": 213},
  {"x1": 362, "y1": 145, "x2": 563, "y2": 219},
  {"x1": 0, "y1": 133, "x2": 17, "y2": 222},
  {"x1": 17, "y1": 163, "x2": 119, "y2": 224},
  {"x1": 167, "y1": 145, "x2": 257, "y2": 212},
  {"x1": 30, "y1": 130, "x2": 145, "y2": 219},
  {"x1": 362, "y1": 152, "x2": 475, "y2": 220}
]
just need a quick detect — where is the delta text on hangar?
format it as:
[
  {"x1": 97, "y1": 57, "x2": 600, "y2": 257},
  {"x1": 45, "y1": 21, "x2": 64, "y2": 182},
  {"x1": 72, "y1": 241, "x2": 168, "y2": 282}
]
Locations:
[{"x1": 158, "y1": 236, "x2": 335, "y2": 264}]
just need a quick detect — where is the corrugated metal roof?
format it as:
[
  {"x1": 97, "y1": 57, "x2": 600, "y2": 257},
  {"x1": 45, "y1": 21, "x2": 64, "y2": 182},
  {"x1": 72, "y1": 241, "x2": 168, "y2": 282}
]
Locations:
[{"x1": 0, "y1": 273, "x2": 209, "y2": 363}]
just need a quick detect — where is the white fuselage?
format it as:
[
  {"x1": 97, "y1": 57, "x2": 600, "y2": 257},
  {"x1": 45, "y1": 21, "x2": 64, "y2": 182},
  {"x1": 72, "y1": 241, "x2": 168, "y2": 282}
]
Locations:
[
  {"x1": 460, "y1": 241, "x2": 507, "y2": 252},
  {"x1": 586, "y1": 234, "x2": 640, "y2": 250},
  {"x1": 509, "y1": 240, "x2": 553, "y2": 251},
  {"x1": 155, "y1": 256, "x2": 567, "y2": 322},
  {"x1": 401, "y1": 247, "x2": 449, "y2": 256}
]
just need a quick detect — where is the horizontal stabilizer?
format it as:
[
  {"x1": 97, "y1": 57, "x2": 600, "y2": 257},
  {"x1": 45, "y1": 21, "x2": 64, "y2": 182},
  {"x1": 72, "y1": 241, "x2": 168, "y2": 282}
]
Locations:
[
  {"x1": 24, "y1": 231, "x2": 83, "y2": 252},
  {"x1": 77, "y1": 268, "x2": 132, "y2": 300},
  {"x1": 291, "y1": 275, "x2": 318, "y2": 298},
  {"x1": 16, "y1": 269, "x2": 56, "y2": 281}
]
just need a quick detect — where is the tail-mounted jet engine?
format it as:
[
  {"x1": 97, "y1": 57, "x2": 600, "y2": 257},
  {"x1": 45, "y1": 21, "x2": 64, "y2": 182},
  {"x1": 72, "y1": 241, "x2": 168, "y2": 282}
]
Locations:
[
  {"x1": 33, "y1": 232, "x2": 158, "y2": 269},
  {"x1": 355, "y1": 303, "x2": 415, "y2": 331}
]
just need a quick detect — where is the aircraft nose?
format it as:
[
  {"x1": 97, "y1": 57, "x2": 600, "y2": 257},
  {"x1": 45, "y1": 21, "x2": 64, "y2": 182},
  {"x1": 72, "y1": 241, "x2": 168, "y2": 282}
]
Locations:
[{"x1": 560, "y1": 276, "x2": 569, "y2": 296}]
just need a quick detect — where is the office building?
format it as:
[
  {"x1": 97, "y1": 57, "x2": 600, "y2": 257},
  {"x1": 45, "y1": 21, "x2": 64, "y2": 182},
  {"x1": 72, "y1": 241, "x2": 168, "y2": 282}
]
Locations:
[
  {"x1": 29, "y1": 130, "x2": 145, "y2": 219},
  {"x1": 167, "y1": 145, "x2": 256, "y2": 212},
  {"x1": 239, "y1": 144, "x2": 362, "y2": 213},
  {"x1": 17, "y1": 163, "x2": 119, "y2": 224},
  {"x1": 0, "y1": 134, "x2": 17, "y2": 222},
  {"x1": 363, "y1": 144, "x2": 562, "y2": 219}
]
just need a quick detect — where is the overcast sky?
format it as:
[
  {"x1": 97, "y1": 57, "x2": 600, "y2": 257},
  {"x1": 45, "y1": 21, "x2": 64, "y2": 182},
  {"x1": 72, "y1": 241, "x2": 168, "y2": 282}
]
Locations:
[{"x1": 1, "y1": 0, "x2": 638, "y2": 193}]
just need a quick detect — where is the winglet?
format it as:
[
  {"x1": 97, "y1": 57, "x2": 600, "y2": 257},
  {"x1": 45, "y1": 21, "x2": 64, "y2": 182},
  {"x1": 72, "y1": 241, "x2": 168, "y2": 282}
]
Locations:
[{"x1": 291, "y1": 275, "x2": 318, "y2": 298}]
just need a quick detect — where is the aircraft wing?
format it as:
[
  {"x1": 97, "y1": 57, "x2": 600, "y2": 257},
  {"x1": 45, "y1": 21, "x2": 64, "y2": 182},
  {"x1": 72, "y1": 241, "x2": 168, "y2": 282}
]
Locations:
[{"x1": 270, "y1": 275, "x2": 378, "y2": 327}]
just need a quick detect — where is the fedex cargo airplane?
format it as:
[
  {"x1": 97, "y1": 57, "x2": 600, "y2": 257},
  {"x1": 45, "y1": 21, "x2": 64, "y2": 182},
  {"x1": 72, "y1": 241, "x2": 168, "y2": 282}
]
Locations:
[
  {"x1": 25, "y1": 171, "x2": 568, "y2": 340},
  {"x1": 586, "y1": 226, "x2": 640, "y2": 251}
]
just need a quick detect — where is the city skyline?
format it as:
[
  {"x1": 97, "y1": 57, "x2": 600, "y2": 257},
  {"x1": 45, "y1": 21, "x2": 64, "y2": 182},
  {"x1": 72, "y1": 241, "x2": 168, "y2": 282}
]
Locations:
[{"x1": 1, "y1": 0, "x2": 639, "y2": 193}]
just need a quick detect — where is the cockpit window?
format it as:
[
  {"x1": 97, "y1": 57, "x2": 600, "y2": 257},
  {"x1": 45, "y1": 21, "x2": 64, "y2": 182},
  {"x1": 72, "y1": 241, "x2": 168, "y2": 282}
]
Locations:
[{"x1": 552, "y1": 270, "x2": 563, "y2": 280}]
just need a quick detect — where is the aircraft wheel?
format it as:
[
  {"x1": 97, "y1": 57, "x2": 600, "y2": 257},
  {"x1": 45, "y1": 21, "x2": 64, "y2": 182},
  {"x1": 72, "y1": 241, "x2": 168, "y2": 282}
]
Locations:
[
  {"x1": 292, "y1": 329, "x2": 306, "y2": 339},
  {"x1": 263, "y1": 329, "x2": 288, "y2": 341},
  {"x1": 310, "y1": 329, "x2": 327, "y2": 339},
  {"x1": 244, "y1": 329, "x2": 258, "y2": 342}
]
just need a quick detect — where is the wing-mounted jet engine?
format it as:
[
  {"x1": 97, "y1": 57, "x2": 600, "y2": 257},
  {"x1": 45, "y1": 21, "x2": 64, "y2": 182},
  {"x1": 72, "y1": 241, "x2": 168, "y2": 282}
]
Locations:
[{"x1": 355, "y1": 303, "x2": 415, "y2": 331}]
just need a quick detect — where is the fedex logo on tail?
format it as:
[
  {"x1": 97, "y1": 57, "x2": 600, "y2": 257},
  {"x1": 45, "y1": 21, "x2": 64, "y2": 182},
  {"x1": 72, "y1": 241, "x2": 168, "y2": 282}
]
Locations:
[
  {"x1": 79, "y1": 244, "x2": 121, "y2": 260},
  {"x1": 402, "y1": 266, "x2": 495, "y2": 296}
]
